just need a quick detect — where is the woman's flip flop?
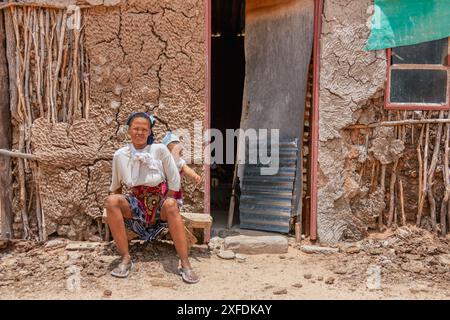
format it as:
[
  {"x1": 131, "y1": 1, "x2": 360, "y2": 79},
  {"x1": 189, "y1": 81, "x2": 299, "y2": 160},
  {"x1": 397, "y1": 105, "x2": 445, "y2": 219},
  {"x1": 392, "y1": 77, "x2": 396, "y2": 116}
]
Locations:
[
  {"x1": 111, "y1": 261, "x2": 134, "y2": 278},
  {"x1": 178, "y1": 268, "x2": 200, "y2": 284}
]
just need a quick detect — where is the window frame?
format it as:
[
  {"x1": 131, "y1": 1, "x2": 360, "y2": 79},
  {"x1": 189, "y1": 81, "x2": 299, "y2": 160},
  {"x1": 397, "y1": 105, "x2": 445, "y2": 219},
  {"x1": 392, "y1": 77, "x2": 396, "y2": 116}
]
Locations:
[{"x1": 385, "y1": 37, "x2": 450, "y2": 110}]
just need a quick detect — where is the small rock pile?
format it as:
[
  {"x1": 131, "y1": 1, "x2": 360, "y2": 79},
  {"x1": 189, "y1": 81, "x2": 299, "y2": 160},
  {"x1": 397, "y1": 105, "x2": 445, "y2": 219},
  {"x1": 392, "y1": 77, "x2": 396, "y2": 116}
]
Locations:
[{"x1": 330, "y1": 226, "x2": 450, "y2": 287}]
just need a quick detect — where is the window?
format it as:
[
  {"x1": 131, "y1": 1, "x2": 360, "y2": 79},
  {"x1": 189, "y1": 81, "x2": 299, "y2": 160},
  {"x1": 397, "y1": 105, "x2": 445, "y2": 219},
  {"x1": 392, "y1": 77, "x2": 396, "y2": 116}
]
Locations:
[{"x1": 385, "y1": 38, "x2": 449, "y2": 110}]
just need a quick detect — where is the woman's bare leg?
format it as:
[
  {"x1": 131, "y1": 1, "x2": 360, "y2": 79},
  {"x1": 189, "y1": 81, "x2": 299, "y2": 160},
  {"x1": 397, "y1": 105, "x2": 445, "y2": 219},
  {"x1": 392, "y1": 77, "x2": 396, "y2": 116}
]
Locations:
[
  {"x1": 105, "y1": 194, "x2": 133, "y2": 264},
  {"x1": 160, "y1": 198, "x2": 192, "y2": 270}
]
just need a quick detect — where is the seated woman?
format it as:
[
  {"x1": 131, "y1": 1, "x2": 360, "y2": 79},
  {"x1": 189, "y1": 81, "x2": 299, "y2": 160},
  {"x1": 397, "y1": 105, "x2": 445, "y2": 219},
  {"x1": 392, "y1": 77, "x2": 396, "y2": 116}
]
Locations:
[{"x1": 104, "y1": 112, "x2": 199, "y2": 283}]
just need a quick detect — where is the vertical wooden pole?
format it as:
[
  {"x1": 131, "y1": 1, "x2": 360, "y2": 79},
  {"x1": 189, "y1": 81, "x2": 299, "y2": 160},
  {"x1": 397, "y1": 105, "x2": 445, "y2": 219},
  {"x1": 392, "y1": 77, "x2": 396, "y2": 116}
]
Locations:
[
  {"x1": 310, "y1": 0, "x2": 324, "y2": 241},
  {"x1": 203, "y1": 0, "x2": 211, "y2": 243},
  {"x1": 0, "y1": 11, "x2": 13, "y2": 239}
]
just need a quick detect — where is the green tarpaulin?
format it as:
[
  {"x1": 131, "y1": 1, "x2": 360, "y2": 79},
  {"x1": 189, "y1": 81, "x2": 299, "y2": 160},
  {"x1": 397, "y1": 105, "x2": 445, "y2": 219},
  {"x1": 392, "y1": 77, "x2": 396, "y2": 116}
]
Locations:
[{"x1": 366, "y1": 0, "x2": 450, "y2": 51}]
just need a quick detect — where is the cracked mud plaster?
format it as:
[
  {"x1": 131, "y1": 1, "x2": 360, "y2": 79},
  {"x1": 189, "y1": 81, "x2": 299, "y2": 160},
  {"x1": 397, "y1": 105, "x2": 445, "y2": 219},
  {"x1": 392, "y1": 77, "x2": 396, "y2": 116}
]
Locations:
[
  {"x1": 317, "y1": 0, "x2": 387, "y2": 243},
  {"x1": 24, "y1": 0, "x2": 206, "y2": 239}
]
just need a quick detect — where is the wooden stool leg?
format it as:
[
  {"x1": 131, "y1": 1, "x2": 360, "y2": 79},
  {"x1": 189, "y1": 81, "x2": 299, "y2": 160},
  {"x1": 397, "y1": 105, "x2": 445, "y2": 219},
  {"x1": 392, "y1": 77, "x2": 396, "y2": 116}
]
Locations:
[
  {"x1": 105, "y1": 224, "x2": 110, "y2": 242},
  {"x1": 204, "y1": 228, "x2": 211, "y2": 244}
]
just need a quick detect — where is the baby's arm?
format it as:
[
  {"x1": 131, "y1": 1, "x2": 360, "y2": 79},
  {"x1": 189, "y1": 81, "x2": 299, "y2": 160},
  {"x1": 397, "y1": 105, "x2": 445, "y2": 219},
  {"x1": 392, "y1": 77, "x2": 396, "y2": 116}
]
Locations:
[{"x1": 182, "y1": 164, "x2": 202, "y2": 185}]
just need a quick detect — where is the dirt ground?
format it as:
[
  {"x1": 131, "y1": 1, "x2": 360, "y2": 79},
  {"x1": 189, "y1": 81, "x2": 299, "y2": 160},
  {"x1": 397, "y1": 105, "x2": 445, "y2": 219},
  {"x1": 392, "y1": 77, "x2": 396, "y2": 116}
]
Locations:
[{"x1": 0, "y1": 226, "x2": 450, "y2": 300}]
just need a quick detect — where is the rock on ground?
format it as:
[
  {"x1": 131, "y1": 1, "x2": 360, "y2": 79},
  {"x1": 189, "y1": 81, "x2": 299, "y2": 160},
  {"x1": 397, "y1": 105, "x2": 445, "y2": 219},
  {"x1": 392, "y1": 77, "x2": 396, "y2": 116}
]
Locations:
[
  {"x1": 300, "y1": 245, "x2": 339, "y2": 254},
  {"x1": 224, "y1": 235, "x2": 288, "y2": 255},
  {"x1": 218, "y1": 250, "x2": 235, "y2": 260}
]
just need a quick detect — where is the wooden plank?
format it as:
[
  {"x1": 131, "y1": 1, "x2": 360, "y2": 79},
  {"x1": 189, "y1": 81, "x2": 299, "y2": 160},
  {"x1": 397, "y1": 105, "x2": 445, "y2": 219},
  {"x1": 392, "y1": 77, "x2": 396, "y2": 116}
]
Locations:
[
  {"x1": 180, "y1": 212, "x2": 213, "y2": 229},
  {"x1": 0, "y1": 10, "x2": 13, "y2": 239}
]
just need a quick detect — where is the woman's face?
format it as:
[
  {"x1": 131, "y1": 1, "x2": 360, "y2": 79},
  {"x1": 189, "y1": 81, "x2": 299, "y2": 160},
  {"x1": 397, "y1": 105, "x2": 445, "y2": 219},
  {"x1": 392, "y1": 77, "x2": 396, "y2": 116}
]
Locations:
[{"x1": 128, "y1": 117, "x2": 151, "y2": 148}]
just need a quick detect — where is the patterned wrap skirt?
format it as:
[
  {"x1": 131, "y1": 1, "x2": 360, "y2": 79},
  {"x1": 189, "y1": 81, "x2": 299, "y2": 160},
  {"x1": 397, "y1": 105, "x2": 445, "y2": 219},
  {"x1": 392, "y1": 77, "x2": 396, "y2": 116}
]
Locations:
[{"x1": 123, "y1": 183, "x2": 168, "y2": 241}]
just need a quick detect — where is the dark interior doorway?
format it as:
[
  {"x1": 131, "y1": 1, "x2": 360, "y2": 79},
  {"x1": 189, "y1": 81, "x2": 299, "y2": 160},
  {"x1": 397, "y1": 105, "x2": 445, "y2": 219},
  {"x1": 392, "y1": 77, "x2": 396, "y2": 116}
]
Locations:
[{"x1": 210, "y1": 0, "x2": 245, "y2": 228}]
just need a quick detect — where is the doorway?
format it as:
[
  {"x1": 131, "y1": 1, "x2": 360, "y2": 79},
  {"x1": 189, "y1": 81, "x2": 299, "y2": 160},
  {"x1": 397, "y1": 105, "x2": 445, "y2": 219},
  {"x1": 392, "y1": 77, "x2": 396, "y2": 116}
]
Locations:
[{"x1": 210, "y1": 0, "x2": 245, "y2": 229}]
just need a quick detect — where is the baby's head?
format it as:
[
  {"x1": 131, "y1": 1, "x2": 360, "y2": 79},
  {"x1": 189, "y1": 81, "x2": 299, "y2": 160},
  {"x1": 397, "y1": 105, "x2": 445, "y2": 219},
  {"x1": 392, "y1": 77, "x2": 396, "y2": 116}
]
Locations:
[{"x1": 162, "y1": 132, "x2": 183, "y2": 159}]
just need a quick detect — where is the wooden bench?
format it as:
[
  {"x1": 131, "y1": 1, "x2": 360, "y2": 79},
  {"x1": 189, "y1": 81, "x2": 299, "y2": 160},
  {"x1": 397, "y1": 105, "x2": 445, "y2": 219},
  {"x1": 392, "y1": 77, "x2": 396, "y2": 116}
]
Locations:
[{"x1": 101, "y1": 210, "x2": 212, "y2": 248}]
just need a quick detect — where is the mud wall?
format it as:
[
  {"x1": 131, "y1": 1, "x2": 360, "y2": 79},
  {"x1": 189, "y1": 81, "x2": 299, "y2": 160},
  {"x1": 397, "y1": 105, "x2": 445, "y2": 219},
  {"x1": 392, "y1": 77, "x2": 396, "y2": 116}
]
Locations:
[
  {"x1": 316, "y1": 0, "x2": 446, "y2": 243},
  {"x1": 317, "y1": 0, "x2": 386, "y2": 243},
  {"x1": 10, "y1": 0, "x2": 206, "y2": 240}
]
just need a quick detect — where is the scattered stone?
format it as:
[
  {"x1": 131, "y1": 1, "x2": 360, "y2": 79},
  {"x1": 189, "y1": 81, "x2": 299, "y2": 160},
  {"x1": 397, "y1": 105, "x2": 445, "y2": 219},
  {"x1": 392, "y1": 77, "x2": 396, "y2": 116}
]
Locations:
[
  {"x1": 380, "y1": 258, "x2": 392, "y2": 266},
  {"x1": 409, "y1": 288, "x2": 421, "y2": 294},
  {"x1": 368, "y1": 248, "x2": 384, "y2": 255},
  {"x1": 224, "y1": 235, "x2": 288, "y2": 255},
  {"x1": 88, "y1": 235, "x2": 103, "y2": 242},
  {"x1": 14, "y1": 241, "x2": 34, "y2": 253},
  {"x1": 300, "y1": 245, "x2": 339, "y2": 255},
  {"x1": 317, "y1": 276, "x2": 323, "y2": 281},
  {"x1": 310, "y1": 280, "x2": 316, "y2": 283},
  {"x1": 208, "y1": 237, "x2": 224, "y2": 251},
  {"x1": 395, "y1": 227, "x2": 412, "y2": 239},
  {"x1": 98, "y1": 255, "x2": 116, "y2": 264},
  {"x1": 45, "y1": 239, "x2": 67, "y2": 249},
  {"x1": 438, "y1": 254, "x2": 450, "y2": 266},
  {"x1": 3, "y1": 258, "x2": 17, "y2": 267},
  {"x1": 150, "y1": 279, "x2": 177, "y2": 288},
  {"x1": 303, "y1": 273, "x2": 312, "y2": 279},
  {"x1": 65, "y1": 242, "x2": 101, "y2": 251},
  {"x1": 0, "y1": 280, "x2": 14, "y2": 287},
  {"x1": 279, "y1": 255, "x2": 286, "y2": 259},
  {"x1": 344, "y1": 246, "x2": 361, "y2": 254},
  {"x1": 325, "y1": 277, "x2": 335, "y2": 285},
  {"x1": 405, "y1": 254, "x2": 421, "y2": 261},
  {"x1": 20, "y1": 258, "x2": 33, "y2": 266},
  {"x1": 292, "y1": 283, "x2": 303, "y2": 288},
  {"x1": 401, "y1": 261, "x2": 427, "y2": 274},
  {"x1": 18, "y1": 270, "x2": 32, "y2": 277},
  {"x1": 103, "y1": 290, "x2": 112, "y2": 297},
  {"x1": 334, "y1": 268, "x2": 347, "y2": 275},
  {"x1": 273, "y1": 288, "x2": 287, "y2": 295},
  {"x1": 235, "y1": 254, "x2": 247, "y2": 263},
  {"x1": 217, "y1": 250, "x2": 235, "y2": 260},
  {"x1": 264, "y1": 285, "x2": 274, "y2": 290},
  {"x1": 149, "y1": 271, "x2": 165, "y2": 278},
  {"x1": 0, "y1": 240, "x2": 10, "y2": 250},
  {"x1": 66, "y1": 251, "x2": 82, "y2": 261}
]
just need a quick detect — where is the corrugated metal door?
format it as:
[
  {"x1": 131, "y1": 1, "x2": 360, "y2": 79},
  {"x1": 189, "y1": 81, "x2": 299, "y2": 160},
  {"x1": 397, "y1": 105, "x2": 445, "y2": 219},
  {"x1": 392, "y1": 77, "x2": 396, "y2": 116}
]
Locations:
[{"x1": 239, "y1": 139, "x2": 298, "y2": 233}]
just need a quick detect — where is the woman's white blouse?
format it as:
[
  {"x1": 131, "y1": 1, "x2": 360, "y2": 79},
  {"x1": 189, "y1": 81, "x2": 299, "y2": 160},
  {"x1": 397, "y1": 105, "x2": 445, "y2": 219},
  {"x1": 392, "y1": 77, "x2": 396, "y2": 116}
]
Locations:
[{"x1": 110, "y1": 143, "x2": 181, "y2": 192}]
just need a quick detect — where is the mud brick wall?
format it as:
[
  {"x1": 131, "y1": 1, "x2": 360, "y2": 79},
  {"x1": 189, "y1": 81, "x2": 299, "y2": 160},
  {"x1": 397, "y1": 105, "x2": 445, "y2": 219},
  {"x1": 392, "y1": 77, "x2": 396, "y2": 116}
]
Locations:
[
  {"x1": 11, "y1": 0, "x2": 206, "y2": 240},
  {"x1": 316, "y1": 0, "x2": 443, "y2": 243},
  {"x1": 317, "y1": 0, "x2": 386, "y2": 243}
]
